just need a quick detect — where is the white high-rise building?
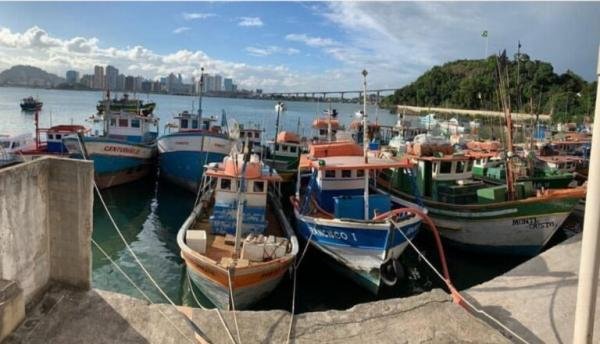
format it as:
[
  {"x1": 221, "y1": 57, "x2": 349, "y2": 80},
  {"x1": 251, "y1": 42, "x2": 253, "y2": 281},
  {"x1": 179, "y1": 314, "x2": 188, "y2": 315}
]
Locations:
[
  {"x1": 105, "y1": 65, "x2": 118, "y2": 90},
  {"x1": 214, "y1": 75, "x2": 222, "y2": 92},
  {"x1": 66, "y1": 70, "x2": 79, "y2": 84},
  {"x1": 93, "y1": 65, "x2": 104, "y2": 89},
  {"x1": 224, "y1": 78, "x2": 233, "y2": 92}
]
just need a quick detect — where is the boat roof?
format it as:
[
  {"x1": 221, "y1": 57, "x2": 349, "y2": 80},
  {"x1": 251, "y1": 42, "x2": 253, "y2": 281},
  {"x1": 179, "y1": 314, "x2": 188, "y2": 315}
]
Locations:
[
  {"x1": 308, "y1": 141, "x2": 363, "y2": 158},
  {"x1": 305, "y1": 155, "x2": 413, "y2": 170},
  {"x1": 204, "y1": 154, "x2": 282, "y2": 181},
  {"x1": 537, "y1": 155, "x2": 586, "y2": 163},
  {"x1": 313, "y1": 118, "x2": 340, "y2": 129},
  {"x1": 406, "y1": 153, "x2": 472, "y2": 162},
  {"x1": 48, "y1": 125, "x2": 89, "y2": 133},
  {"x1": 276, "y1": 131, "x2": 300, "y2": 144}
]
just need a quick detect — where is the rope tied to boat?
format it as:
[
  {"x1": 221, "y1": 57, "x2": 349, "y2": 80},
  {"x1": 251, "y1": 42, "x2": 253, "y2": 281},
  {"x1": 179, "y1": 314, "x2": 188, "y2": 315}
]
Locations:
[
  {"x1": 227, "y1": 267, "x2": 243, "y2": 344},
  {"x1": 382, "y1": 208, "x2": 530, "y2": 344}
]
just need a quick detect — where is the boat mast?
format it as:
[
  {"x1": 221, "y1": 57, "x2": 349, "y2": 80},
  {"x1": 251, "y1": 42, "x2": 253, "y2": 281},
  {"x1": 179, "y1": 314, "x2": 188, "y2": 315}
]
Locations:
[
  {"x1": 362, "y1": 69, "x2": 369, "y2": 220},
  {"x1": 233, "y1": 139, "x2": 249, "y2": 259},
  {"x1": 273, "y1": 101, "x2": 285, "y2": 169},
  {"x1": 496, "y1": 53, "x2": 516, "y2": 200},
  {"x1": 198, "y1": 67, "x2": 204, "y2": 117},
  {"x1": 327, "y1": 102, "x2": 332, "y2": 142}
]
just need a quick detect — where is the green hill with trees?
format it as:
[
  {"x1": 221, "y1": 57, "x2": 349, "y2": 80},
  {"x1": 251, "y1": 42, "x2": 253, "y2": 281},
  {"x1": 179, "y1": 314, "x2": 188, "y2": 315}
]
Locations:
[{"x1": 382, "y1": 53, "x2": 596, "y2": 123}]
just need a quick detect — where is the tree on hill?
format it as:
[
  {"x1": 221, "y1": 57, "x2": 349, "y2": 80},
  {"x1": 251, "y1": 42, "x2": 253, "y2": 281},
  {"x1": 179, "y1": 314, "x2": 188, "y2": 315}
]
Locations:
[{"x1": 382, "y1": 53, "x2": 596, "y2": 123}]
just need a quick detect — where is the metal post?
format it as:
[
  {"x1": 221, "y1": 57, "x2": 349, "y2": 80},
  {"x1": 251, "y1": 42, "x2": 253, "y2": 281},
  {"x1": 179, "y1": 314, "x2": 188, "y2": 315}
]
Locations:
[
  {"x1": 362, "y1": 70, "x2": 369, "y2": 221},
  {"x1": 573, "y1": 46, "x2": 600, "y2": 344}
]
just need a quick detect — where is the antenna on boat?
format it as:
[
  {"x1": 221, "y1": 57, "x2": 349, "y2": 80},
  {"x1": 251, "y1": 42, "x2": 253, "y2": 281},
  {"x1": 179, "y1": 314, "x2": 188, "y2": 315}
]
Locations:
[
  {"x1": 198, "y1": 67, "x2": 204, "y2": 117},
  {"x1": 362, "y1": 69, "x2": 370, "y2": 221},
  {"x1": 496, "y1": 51, "x2": 516, "y2": 200},
  {"x1": 233, "y1": 135, "x2": 250, "y2": 259}
]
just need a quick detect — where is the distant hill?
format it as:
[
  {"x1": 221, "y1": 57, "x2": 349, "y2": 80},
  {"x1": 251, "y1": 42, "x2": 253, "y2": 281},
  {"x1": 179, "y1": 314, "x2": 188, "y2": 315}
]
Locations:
[
  {"x1": 0, "y1": 65, "x2": 65, "y2": 88},
  {"x1": 382, "y1": 53, "x2": 596, "y2": 123}
]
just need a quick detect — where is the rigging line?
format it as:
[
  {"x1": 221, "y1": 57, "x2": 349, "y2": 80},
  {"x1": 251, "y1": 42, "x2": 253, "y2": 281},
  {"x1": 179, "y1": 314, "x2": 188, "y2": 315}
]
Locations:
[
  {"x1": 75, "y1": 135, "x2": 176, "y2": 306},
  {"x1": 186, "y1": 270, "x2": 237, "y2": 344},
  {"x1": 387, "y1": 219, "x2": 530, "y2": 344},
  {"x1": 226, "y1": 268, "x2": 243, "y2": 344},
  {"x1": 91, "y1": 239, "x2": 196, "y2": 344}
]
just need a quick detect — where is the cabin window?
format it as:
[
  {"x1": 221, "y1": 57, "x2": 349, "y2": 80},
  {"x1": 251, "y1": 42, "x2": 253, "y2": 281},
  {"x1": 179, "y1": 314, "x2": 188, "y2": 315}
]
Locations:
[
  {"x1": 253, "y1": 181, "x2": 265, "y2": 193},
  {"x1": 290, "y1": 146, "x2": 297, "y2": 153},
  {"x1": 456, "y1": 161, "x2": 465, "y2": 174},
  {"x1": 55, "y1": 134, "x2": 62, "y2": 140},
  {"x1": 181, "y1": 119, "x2": 188, "y2": 129},
  {"x1": 475, "y1": 159, "x2": 481, "y2": 165},
  {"x1": 202, "y1": 121, "x2": 210, "y2": 130},
  {"x1": 282, "y1": 145, "x2": 288, "y2": 152},
  {"x1": 119, "y1": 119, "x2": 128, "y2": 127},
  {"x1": 467, "y1": 160, "x2": 473, "y2": 172},
  {"x1": 110, "y1": 118, "x2": 116, "y2": 127},
  {"x1": 131, "y1": 119, "x2": 141, "y2": 128},
  {"x1": 325, "y1": 170, "x2": 336, "y2": 178},
  {"x1": 254, "y1": 132, "x2": 260, "y2": 138},
  {"x1": 319, "y1": 129, "x2": 326, "y2": 135},
  {"x1": 0, "y1": 142, "x2": 9, "y2": 148},
  {"x1": 274, "y1": 144, "x2": 279, "y2": 151},
  {"x1": 341, "y1": 170, "x2": 352, "y2": 178},
  {"x1": 440, "y1": 161, "x2": 452, "y2": 174},
  {"x1": 192, "y1": 120, "x2": 198, "y2": 129},
  {"x1": 48, "y1": 134, "x2": 54, "y2": 140},
  {"x1": 241, "y1": 132, "x2": 246, "y2": 138},
  {"x1": 220, "y1": 178, "x2": 231, "y2": 190},
  {"x1": 12, "y1": 142, "x2": 19, "y2": 149},
  {"x1": 357, "y1": 170, "x2": 365, "y2": 177}
]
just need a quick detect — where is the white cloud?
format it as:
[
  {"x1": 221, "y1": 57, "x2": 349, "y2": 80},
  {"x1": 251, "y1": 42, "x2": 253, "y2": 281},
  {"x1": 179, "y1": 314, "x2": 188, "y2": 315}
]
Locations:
[
  {"x1": 172, "y1": 27, "x2": 190, "y2": 34},
  {"x1": 182, "y1": 12, "x2": 216, "y2": 21},
  {"x1": 238, "y1": 17, "x2": 263, "y2": 27},
  {"x1": 285, "y1": 33, "x2": 339, "y2": 48},
  {"x1": 246, "y1": 46, "x2": 299, "y2": 57}
]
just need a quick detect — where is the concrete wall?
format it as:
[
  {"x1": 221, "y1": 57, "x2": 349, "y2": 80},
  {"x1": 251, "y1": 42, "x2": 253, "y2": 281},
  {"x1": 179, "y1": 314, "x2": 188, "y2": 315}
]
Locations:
[{"x1": 0, "y1": 157, "x2": 93, "y2": 304}]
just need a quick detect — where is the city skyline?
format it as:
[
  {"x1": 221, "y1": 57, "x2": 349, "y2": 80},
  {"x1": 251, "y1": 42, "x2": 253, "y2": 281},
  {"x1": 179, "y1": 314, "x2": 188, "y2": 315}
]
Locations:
[{"x1": 0, "y1": 2, "x2": 599, "y2": 92}]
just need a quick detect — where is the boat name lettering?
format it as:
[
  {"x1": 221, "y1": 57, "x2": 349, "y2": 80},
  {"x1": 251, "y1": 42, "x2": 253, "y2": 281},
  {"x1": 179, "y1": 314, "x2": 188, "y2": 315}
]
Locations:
[
  {"x1": 103, "y1": 145, "x2": 140, "y2": 154},
  {"x1": 512, "y1": 218, "x2": 556, "y2": 229},
  {"x1": 309, "y1": 227, "x2": 357, "y2": 241}
]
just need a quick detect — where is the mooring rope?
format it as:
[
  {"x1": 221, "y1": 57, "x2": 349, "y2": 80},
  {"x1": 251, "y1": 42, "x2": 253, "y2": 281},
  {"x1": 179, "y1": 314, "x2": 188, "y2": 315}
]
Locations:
[
  {"x1": 387, "y1": 218, "x2": 530, "y2": 344},
  {"x1": 92, "y1": 239, "x2": 196, "y2": 344},
  {"x1": 186, "y1": 270, "x2": 237, "y2": 344},
  {"x1": 227, "y1": 268, "x2": 243, "y2": 344}
]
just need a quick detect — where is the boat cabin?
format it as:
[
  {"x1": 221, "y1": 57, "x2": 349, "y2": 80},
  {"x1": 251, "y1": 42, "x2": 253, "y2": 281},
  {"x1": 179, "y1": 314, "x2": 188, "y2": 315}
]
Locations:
[
  {"x1": 106, "y1": 111, "x2": 158, "y2": 143},
  {"x1": 173, "y1": 111, "x2": 221, "y2": 133},
  {"x1": 0, "y1": 133, "x2": 34, "y2": 153},
  {"x1": 202, "y1": 153, "x2": 282, "y2": 236},
  {"x1": 46, "y1": 125, "x2": 88, "y2": 153},
  {"x1": 239, "y1": 126, "x2": 263, "y2": 147},
  {"x1": 269, "y1": 131, "x2": 304, "y2": 162},
  {"x1": 312, "y1": 117, "x2": 341, "y2": 142}
]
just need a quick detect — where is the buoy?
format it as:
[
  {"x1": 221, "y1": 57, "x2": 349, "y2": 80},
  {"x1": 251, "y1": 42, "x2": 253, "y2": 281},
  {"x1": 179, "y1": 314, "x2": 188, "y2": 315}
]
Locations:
[{"x1": 381, "y1": 258, "x2": 400, "y2": 286}]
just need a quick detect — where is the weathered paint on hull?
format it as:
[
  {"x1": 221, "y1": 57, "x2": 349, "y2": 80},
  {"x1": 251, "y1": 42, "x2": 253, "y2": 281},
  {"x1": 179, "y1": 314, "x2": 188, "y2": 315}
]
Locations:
[
  {"x1": 95, "y1": 163, "x2": 154, "y2": 189},
  {"x1": 380, "y1": 186, "x2": 581, "y2": 255},
  {"x1": 293, "y1": 205, "x2": 420, "y2": 293}
]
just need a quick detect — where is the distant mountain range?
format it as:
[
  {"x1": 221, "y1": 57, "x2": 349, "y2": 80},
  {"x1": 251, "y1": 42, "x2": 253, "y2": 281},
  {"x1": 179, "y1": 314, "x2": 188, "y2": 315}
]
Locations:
[{"x1": 0, "y1": 65, "x2": 65, "y2": 88}]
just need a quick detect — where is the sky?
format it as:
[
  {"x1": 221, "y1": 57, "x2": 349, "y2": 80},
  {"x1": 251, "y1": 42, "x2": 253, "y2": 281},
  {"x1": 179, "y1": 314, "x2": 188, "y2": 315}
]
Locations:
[{"x1": 0, "y1": 1, "x2": 599, "y2": 92}]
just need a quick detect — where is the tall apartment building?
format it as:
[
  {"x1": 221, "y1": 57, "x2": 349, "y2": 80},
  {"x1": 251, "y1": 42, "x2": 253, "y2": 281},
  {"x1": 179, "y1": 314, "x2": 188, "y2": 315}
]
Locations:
[
  {"x1": 213, "y1": 75, "x2": 222, "y2": 92},
  {"x1": 66, "y1": 70, "x2": 79, "y2": 84},
  {"x1": 224, "y1": 78, "x2": 233, "y2": 92},
  {"x1": 105, "y1": 65, "x2": 119, "y2": 90},
  {"x1": 93, "y1": 65, "x2": 104, "y2": 89},
  {"x1": 124, "y1": 76, "x2": 135, "y2": 92},
  {"x1": 117, "y1": 74, "x2": 125, "y2": 91}
]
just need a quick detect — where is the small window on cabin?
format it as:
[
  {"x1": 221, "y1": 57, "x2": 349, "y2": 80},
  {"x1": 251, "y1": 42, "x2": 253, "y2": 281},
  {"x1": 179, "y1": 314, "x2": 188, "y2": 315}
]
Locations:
[
  {"x1": 253, "y1": 181, "x2": 265, "y2": 192},
  {"x1": 220, "y1": 178, "x2": 231, "y2": 190},
  {"x1": 341, "y1": 170, "x2": 352, "y2": 178},
  {"x1": 320, "y1": 129, "x2": 326, "y2": 135},
  {"x1": 254, "y1": 132, "x2": 260, "y2": 138},
  {"x1": 467, "y1": 160, "x2": 473, "y2": 171},
  {"x1": 282, "y1": 145, "x2": 288, "y2": 152},
  {"x1": 440, "y1": 161, "x2": 452, "y2": 174},
  {"x1": 357, "y1": 170, "x2": 365, "y2": 177},
  {"x1": 48, "y1": 134, "x2": 54, "y2": 140},
  {"x1": 181, "y1": 119, "x2": 188, "y2": 129},
  {"x1": 325, "y1": 170, "x2": 336, "y2": 178},
  {"x1": 475, "y1": 159, "x2": 481, "y2": 165},
  {"x1": 202, "y1": 121, "x2": 210, "y2": 130},
  {"x1": 192, "y1": 120, "x2": 198, "y2": 129},
  {"x1": 110, "y1": 118, "x2": 116, "y2": 127},
  {"x1": 456, "y1": 161, "x2": 465, "y2": 174},
  {"x1": 131, "y1": 119, "x2": 141, "y2": 128},
  {"x1": 240, "y1": 132, "x2": 246, "y2": 138},
  {"x1": 275, "y1": 144, "x2": 279, "y2": 151},
  {"x1": 290, "y1": 146, "x2": 297, "y2": 153},
  {"x1": 55, "y1": 134, "x2": 62, "y2": 140},
  {"x1": 12, "y1": 142, "x2": 19, "y2": 149},
  {"x1": 119, "y1": 119, "x2": 128, "y2": 127}
]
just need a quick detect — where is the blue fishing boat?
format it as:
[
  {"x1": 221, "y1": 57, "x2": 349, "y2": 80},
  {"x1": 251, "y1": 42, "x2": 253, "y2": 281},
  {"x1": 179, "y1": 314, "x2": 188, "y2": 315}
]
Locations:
[
  {"x1": 63, "y1": 110, "x2": 159, "y2": 189},
  {"x1": 157, "y1": 70, "x2": 232, "y2": 192},
  {"x1": 290, "y1": 141, "x2": 422, "y2": 293}
]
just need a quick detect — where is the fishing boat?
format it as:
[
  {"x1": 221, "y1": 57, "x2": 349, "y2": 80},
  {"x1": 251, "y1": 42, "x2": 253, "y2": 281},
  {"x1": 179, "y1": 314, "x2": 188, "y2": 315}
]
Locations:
[
  {"x1": 177, "y1": 143, "x2": 298, "y2": 309},
  {"x1": 158, "y1": 78, "x2": 232, "y2": 193},
  {"x1": 96, "y1": 92, "x2": 155, "y2": 115},
  {"x1": 20, "y1": 96, "x2": 43, "y2": 111},
  {"x1": 377, "y1": 57, "x2": 585, "y2": 256},
  {"x1": 63, "y1": 110, "x2": 158, "y2": 189},
  {"x1": 264, "y1": 130, "x2": 305, "y2": 182},
  {"x1": 312, "y1": 109, "x2": 341, "y2": 142},
  {"x1": 0, "y1": 133, "x2": 35, "y2": 153},
  {"x1": 291, "y1": 141, "x2": 422, "y2": 293},
  {"x1": 19, "y1": 109, "x2": 90, "y2": 155}
]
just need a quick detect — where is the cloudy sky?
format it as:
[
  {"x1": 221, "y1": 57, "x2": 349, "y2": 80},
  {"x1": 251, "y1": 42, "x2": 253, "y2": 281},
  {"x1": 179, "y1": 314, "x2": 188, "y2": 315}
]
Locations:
[{"x1": 0, "y1": 2, "x2": 598, "y2": 92}]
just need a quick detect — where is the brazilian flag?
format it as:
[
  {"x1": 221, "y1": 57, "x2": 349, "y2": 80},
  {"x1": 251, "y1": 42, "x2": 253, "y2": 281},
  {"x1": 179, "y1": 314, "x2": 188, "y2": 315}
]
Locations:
[{"x1": 481, "y1": 30, "x2": 488, "y2": 37}]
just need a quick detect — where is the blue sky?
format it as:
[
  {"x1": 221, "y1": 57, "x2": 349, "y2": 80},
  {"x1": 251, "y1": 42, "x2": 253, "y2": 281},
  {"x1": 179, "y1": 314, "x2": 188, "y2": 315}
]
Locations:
[{"x1": 0, "y1": 2, "x2": 599, "y2": 91}]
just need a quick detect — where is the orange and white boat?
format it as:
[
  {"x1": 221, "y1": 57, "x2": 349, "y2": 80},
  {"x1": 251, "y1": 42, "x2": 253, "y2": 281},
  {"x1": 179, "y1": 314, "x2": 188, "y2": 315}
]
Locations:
[{"x1": 177, "y1": 147, "x2": 298, "y2": 309}]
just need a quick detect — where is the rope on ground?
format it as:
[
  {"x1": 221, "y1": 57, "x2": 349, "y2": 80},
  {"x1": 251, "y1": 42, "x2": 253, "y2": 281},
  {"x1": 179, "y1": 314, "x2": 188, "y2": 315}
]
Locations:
[
  {"x1": 186, "y1": 270, "x2": 237, "y2": 344},
  {"x1": 227, "y1": 268, "x2": 243, "y2": 344},
  {"x1": 387, "y1": 217, "x2": 530, "y2": 344},
  {"x1": 285, "y1": 230, "x2": 314, "y2": 344},
  {"x1": 92, "y1": 239, "x2": 196, "y2": 344}
]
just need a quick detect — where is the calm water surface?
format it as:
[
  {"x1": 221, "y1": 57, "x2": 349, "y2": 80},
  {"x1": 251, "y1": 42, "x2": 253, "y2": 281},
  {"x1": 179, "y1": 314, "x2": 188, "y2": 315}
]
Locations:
[{"x1": 1, "y1": 86, "x2": 577, "y2": 312}]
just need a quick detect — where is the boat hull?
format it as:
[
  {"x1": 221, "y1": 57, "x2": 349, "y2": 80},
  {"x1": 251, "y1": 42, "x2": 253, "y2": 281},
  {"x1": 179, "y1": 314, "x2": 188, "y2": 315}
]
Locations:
[
  {"x1": 380, "y1": 186, "x2": 582, "y2": 256},
  {"x1": 157, "y1": 132, "x2": 231, "y2": 192},
  {"x1": 292, "y1": 203, "x2": 421, "y2": 293},
  {"x1": 64, "y1": 137, "x2": 156, "y2": 189}
]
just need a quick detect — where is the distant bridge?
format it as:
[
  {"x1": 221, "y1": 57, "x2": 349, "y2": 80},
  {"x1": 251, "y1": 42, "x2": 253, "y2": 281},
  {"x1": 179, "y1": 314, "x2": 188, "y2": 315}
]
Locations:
[
  {"x1": 397, "y1": 105, "x2": 551, "y2": 122},
  {"x1": 261, "y1": 88, "x2": 398, "y2": 101}
]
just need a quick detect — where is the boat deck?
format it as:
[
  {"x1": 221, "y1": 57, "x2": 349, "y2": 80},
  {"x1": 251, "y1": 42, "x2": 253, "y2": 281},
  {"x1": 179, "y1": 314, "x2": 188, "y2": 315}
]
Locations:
[{"x1": 189, "y1": 203, "x2": 285, "y2": 266}]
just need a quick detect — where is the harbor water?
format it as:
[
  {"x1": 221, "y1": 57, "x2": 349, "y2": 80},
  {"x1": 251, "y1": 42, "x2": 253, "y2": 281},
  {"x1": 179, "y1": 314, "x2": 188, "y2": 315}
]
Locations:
[{"x1": 1, "y1": 86, "x2": 581, "y2": 312}]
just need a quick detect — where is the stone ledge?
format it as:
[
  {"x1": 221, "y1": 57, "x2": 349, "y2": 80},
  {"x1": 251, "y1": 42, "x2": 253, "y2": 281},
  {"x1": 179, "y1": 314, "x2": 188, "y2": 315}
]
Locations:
[{"x1": 0, "y1": 280, "x2": 25, "y2": 342}]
